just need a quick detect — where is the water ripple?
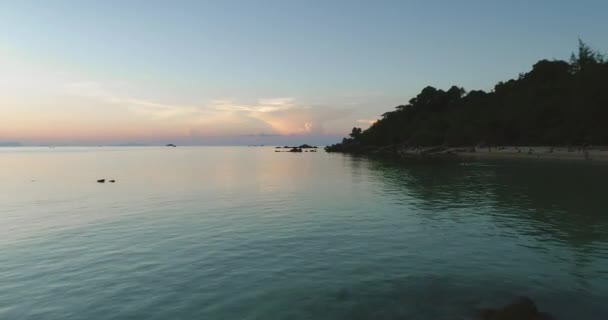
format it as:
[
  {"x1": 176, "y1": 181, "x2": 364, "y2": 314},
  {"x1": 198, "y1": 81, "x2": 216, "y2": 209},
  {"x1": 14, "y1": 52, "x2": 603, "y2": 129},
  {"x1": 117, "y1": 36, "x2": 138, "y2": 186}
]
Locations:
[{"x1": 1, "y1": 148, "x2": 607, "y2": 319}]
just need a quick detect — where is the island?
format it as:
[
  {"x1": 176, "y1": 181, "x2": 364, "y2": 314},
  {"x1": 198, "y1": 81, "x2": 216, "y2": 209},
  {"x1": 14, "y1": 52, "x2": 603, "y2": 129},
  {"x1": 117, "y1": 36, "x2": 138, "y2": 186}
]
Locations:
[
  {"x1": 326, "y1": 41, "x2": 608, "y2": 161},
  {"x1": 0, "y1": 141, "x2": 22, "y2": 147},
  {"x1": 166, "y1": 144, "x2": 177, "y2": 147}
]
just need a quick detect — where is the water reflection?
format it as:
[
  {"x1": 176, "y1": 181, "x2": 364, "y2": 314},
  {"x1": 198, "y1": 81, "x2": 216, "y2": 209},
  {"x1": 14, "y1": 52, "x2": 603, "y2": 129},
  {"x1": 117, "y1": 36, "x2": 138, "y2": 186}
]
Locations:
[
  {"x1": 2, "y1": 149, "x2": 607, "y2": 320},
  {"x1": 338, "y1": 155, "x2": 608, "y2": 319},
  {"x1": 360, "y1": 157, "x2": 608, "y2": 248}
]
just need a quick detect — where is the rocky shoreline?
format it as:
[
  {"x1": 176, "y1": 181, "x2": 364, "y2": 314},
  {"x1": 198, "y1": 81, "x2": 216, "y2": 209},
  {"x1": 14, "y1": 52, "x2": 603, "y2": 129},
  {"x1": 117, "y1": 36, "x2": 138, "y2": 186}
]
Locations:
[
  {"x1": 325, "y1": 144, "x2": 608, "y2": 162},
  {"x1": 275, "y1": 144, "x2": 319, "y2": 153}
]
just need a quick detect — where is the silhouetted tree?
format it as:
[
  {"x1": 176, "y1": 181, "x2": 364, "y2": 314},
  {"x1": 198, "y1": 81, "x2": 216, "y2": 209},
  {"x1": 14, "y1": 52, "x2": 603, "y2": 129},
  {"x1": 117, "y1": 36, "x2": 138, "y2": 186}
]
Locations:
[
  {"x1": 326, "y1": 41, "x2": 608, "y2": 151},
  {"x1": 349, "y1": 127, "x2": 363, "y2": 140}
]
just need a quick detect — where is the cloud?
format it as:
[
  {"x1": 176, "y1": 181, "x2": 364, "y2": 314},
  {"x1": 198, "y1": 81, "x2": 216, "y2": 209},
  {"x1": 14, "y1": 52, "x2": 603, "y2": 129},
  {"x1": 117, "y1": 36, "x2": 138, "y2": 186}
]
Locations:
[
  {"x1": 124, "y1": 98, "x2": 201, "y2": 118},
  {"x1": 210, "y1": 98, "x2": 294, "y2": 113},
  {"x1": 357, "y1": 118, "x2": 379, "y2": 125},
  {"x1": 63, "y1": 82, "x2": 108, "y2": 97},
  {"x1": 64, "y1": 82, "x2": 203, "y2": 119},
  {"x1": 63, "y1": 82, "x2": 354, "y2": 137},
  {"x1": 304, "y1": 122, "x2": 314, "y2": 133},
  {"x1": 208, "y1": 98, "x2": 351, "y2": 135}
]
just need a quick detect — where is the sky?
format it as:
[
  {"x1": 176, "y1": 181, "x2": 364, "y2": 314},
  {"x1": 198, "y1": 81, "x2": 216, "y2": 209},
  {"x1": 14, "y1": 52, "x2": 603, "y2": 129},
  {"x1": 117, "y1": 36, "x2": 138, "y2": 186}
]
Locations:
[{"x1": 1, "y1": 0, "x2": 607, "y2": 146}]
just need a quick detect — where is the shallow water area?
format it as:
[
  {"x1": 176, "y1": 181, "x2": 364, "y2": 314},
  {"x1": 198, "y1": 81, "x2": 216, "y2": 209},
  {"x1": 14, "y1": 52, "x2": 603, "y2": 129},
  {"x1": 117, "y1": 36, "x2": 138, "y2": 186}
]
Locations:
[{"x1": 1, "y1": 146, "x2": 607, "y2": 319}]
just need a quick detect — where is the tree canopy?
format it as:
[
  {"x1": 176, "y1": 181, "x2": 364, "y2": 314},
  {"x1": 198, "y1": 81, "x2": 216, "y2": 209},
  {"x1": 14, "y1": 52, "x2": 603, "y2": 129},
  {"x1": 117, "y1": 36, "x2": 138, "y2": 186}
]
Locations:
[{"x1": 328, "y1": 41, "x2": 608, "y2": 150}]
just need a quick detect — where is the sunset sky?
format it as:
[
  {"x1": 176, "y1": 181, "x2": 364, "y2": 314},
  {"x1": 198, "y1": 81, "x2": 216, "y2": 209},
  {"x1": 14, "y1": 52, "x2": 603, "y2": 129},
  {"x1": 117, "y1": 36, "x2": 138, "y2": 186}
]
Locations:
[{"x1": 1, "y1": 0, "x2": 607, "y2": 146}]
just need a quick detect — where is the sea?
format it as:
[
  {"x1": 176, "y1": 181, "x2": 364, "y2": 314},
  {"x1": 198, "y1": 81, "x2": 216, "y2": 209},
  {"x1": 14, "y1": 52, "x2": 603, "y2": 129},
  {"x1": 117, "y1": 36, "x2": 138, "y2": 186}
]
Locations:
[{"x1": 1, "y1": 146, "x2": 607, "y2": 319}]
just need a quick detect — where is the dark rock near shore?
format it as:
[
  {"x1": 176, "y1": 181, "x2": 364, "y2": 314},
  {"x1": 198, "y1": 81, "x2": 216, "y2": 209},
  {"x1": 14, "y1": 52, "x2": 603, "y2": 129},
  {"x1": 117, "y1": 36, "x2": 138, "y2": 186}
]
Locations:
[
  {"x1": 477, "y1": 297, "x2": 554, "y2": 320},
  {"x1": 298, "y1": 144, "x2": 318, "y2": 149},
  {"x1": 97, "y1": 179, "x2": 105, "y2": 183},
  {"x1": 278, "y1": 144, "x2": 318, "y2": 149},
  {"x1": 109, "y1": 180, "x2": 115, "y2": 183},
  {"x1": 289, "y1": 147, "x2": 303, "y2": 152}
]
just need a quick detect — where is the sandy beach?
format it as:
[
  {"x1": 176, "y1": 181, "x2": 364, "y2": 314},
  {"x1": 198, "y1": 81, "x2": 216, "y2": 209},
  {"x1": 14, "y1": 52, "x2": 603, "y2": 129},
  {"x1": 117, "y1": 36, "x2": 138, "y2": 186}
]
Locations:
[
  {"x1": 455, "y1": 146, "x2": 608, "y2": 162},
  {"x1": 392, "y1": 146, "x2": 608, "y2": 162}
]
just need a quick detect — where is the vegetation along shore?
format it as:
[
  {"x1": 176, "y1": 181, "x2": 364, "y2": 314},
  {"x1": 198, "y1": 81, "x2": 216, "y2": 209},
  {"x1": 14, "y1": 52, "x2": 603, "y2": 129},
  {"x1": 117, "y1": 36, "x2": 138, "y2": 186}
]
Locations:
[{"x1": 326, "y1": 41, "x2": 608, "y2": 162}]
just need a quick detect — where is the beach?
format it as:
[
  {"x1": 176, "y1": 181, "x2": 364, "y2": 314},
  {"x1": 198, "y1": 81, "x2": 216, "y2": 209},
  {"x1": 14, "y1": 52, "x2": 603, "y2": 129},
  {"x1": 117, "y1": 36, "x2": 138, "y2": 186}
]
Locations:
[
  {"x1": 389, "y1": 146, "x2": 608, "y2": 162},
  {"x1": 454, "y1": 146, "x2": 608, "y2": 162}
]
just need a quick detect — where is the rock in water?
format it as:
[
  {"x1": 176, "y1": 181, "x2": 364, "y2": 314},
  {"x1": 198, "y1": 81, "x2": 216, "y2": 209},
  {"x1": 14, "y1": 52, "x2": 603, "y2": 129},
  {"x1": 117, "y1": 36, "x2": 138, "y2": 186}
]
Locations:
[
  {"x1": 492, "y1": 296, "x2": 537, "y2": 319},
  {"x1": 477, "y1": 309, "x2": 496, "y2": 320},
  {"x1": 109, "y1": 180, "x2": 115, "y2": 183},
  {"x1": 477, "y1": 297, "x2": 553, "y2": 320},
  {"x1": 97, "y1": 179, "x2": 105, "y2": 183}
]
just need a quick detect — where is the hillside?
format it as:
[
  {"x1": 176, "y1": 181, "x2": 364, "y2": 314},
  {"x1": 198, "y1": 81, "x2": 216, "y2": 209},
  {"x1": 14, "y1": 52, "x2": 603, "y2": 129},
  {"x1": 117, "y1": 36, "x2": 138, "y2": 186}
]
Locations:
[{"x1": 327, "y1": 41, "x2": 608, "y2": 153}]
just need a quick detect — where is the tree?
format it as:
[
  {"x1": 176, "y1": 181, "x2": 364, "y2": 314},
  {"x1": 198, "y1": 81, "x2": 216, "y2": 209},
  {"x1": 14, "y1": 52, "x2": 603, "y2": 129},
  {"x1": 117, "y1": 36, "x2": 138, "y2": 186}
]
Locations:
[
  {"x1": 326, "y1": 41, "x2": 608, "y2": 150},
  {"x1": 570, "y1": 39, "x2": 605, "y2": 73},
  {"x1": 349, "y1": 127, "x2": 363, "y2": 140}
]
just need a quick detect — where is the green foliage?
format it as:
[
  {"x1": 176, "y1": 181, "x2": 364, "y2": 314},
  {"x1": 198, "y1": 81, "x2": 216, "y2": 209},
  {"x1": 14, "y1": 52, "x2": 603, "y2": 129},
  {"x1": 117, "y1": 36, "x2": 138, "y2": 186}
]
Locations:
[{"x1": 333, "y1": 41, "x2": 608, "y2": 148}]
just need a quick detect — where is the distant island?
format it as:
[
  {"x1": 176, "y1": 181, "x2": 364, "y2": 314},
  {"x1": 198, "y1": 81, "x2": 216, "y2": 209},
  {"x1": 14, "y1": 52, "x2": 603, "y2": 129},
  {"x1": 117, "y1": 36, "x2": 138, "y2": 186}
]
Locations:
[
  {"x1": 0, "y1": 141, "x2": 22, "y2": 147},
  {"x1": 166, "y1": 144, "x2": 177, "y2": 147},
  {"x1": 326, "y1": 41, "x2": 608, "y2": 161}
]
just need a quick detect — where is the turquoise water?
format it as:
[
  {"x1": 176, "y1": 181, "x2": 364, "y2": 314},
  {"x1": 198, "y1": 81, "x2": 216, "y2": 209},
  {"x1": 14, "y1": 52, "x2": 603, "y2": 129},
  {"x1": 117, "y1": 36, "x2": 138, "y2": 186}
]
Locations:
[{"x1": 1, "y1": 147, "x2": 607, "y2": 319}]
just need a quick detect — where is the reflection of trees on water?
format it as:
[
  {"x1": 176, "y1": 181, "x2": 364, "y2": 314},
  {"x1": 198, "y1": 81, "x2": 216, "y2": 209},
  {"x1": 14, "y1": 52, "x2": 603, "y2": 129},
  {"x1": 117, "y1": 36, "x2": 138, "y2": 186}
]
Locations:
[
  {"x1": 487, "y1": 162, "x2": 607, "y2": 244},
  {"x1": 341, "y1": 154, "x2": 367, "y2": 180},
  {"x1": 360, "y1": 158, "x2": 608, "y2": 248}
]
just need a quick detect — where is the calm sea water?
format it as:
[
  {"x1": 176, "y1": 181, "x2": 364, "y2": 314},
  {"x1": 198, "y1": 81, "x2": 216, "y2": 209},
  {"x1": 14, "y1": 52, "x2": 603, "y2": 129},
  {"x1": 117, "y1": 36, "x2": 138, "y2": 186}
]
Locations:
[{"x1": 1, "y1": 147, "x2": 607, "y2": 320}]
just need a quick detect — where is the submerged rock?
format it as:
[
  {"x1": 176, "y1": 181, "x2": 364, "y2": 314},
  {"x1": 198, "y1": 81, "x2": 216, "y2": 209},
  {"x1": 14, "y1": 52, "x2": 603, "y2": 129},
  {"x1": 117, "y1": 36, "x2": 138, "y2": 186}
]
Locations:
[
  {"x1": 477, "y1": 297, "x2": 554, "y2": 320},
  {"x1": 109, "y1": 180, "x2": 116, "y2": 183}
]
